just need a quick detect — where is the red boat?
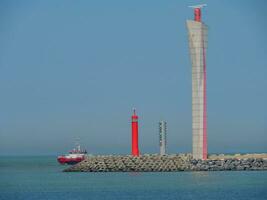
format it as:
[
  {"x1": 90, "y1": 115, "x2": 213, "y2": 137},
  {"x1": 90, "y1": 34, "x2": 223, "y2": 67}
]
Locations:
[{"x1": 57, "y1": 143, "x2": 87, "y2": 165}]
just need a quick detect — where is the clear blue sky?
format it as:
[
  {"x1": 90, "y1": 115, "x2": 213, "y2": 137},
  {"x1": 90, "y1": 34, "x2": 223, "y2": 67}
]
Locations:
[{"x1": 0, "y1": 0, "x2": 266, "y2": 155}]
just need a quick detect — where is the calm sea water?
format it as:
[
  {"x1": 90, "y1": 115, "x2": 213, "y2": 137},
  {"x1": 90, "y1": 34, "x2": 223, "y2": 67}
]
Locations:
[{"x1": 0, "y1": 156, "x2": 266, "y2": 200}]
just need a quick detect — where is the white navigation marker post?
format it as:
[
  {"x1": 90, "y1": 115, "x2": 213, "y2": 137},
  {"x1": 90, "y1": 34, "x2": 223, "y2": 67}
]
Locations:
[{"x1": 159, "y1": 121, "x2": 167, "y2": 155}]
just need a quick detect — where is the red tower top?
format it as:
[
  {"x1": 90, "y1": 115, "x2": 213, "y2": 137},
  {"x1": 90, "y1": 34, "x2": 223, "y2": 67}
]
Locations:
[
  {"x1": 194, "y1": 8, "x2": 201, "y2": 22},
  {"x1": 131, "y1": 109, "x2": 138, "y2": 121},
  {"x1": 189, "y1": 4, "x2": 206, "y2": 22}
]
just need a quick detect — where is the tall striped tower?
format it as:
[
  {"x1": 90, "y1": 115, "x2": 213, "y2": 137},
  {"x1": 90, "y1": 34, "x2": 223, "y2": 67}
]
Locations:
[
  {"x1": 186, "y1": 4, "x2": 208, "y2": 160},
  {"x1": 159, "y1": 121, "x2": 167, "y2": 155}
]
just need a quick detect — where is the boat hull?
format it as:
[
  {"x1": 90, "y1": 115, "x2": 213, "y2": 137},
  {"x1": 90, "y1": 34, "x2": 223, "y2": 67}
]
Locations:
[{"x1": 57, "y1": 156, "x2": 85, "y2": 165}]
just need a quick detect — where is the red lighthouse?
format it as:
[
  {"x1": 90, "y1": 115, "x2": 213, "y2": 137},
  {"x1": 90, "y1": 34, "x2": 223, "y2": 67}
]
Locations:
[{"x1": 131, "y1": 109, "x2": 139, "y2": 156}]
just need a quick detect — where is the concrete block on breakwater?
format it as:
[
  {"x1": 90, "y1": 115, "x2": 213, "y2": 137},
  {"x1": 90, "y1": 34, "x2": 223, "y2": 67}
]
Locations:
[{"x1": 63, "y1": 153, "x2": 267, "y2": 172}]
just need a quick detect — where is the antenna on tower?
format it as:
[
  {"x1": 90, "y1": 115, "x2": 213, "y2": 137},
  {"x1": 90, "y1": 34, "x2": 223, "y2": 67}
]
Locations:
[{"x1": 133, "y1": 107, "x2": 136, "y2": 115}]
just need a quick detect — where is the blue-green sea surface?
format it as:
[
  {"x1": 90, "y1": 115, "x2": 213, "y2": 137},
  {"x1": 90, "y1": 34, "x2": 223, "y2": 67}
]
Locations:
[{"x1": 0, "y1": 156, "x2": 266, "y2": 200}]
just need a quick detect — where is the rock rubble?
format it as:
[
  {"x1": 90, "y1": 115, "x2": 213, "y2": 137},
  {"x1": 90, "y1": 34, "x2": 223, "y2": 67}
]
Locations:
[{"x1": 64, "y1": 154, "x2": 267, "y2": 172}]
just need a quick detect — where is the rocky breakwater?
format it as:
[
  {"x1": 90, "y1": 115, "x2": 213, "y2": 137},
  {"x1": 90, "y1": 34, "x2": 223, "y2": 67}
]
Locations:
[
  {"x1": 190, "y1": 158, "x2": 267, "y2": 171},
  {"x1": 63, "y1": 154, "x2": 267, "y2": 172}
]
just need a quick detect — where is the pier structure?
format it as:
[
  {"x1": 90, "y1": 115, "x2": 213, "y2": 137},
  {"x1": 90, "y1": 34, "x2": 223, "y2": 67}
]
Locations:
[
  {"x1": 187, "y1": 4, "x2": 208, "y2": 160},
  {"x1": 64, "y1": 154, "x2": 267, "y2": 172}
]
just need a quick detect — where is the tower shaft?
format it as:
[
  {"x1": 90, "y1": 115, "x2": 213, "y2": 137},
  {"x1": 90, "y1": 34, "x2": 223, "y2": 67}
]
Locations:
[{"x1": 187, "y1": 8, "x2": 208, "y2": 160}]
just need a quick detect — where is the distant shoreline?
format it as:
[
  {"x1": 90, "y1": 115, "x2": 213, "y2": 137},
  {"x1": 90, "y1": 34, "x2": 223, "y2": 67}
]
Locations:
[{"x1": 64, "y1": 153, "x2": 267, "y2": 172}]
